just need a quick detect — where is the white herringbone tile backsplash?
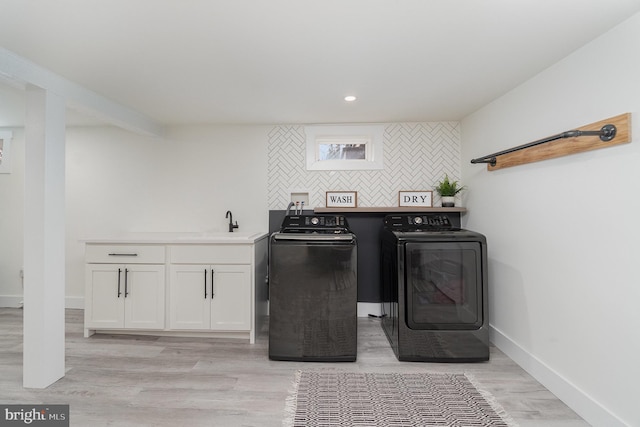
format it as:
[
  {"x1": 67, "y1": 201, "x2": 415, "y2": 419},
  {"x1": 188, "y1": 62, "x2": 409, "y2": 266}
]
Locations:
[{"x1": 268, "y1": 122, "x2": 461, "y2": 209}]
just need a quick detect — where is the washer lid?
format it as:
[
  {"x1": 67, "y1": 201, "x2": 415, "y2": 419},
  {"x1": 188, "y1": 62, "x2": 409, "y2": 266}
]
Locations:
[
  {"x1": 391, "y1": 229, "x2": 486, "y2": 242},
  {"x1": 272, "y1": 232, "x2": 355, "y2": 242}
]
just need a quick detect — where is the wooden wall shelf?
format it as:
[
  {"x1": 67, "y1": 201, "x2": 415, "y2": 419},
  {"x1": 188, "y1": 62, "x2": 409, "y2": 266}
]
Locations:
[
  {"x1": 472, "y1": 113, "x2": 631, "y2": 171},
  {"x1": 314, "y1": 207, "x2": 467, "y2": 214}
]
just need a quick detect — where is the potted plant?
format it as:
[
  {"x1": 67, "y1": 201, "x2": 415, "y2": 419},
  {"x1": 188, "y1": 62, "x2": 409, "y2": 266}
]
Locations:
[{"x1": 435, "y1": 175, "x2": 464, "y2": 207}]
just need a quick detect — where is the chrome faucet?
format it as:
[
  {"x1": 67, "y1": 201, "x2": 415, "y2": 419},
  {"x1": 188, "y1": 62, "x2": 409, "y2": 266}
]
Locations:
[{"x1": 226, "y1": 211, "x2": 239, "y2": 232}]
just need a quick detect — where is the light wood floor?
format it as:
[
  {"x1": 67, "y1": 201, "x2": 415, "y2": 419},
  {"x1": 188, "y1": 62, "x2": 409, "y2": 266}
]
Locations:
[{"x1": 0, "y1": 308, "x2": 589, "y2": 426}]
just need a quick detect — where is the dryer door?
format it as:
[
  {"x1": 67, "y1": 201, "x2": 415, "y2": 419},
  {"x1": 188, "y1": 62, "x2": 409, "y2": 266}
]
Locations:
[{"x1": 405, "y1": 241, "x2": 484, "y2": 330}]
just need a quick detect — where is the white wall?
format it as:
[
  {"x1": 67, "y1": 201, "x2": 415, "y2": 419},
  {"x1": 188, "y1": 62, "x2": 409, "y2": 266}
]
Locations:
[
  {"x1": 0, "y1": 124, "x2": 270, "y2": 305},
  {"x1": 267, "y1": 123, "x2": 461, "y2": 209},
  {"x1": 461, "y1": 12, "x2": 640, "y2": 427},
  {"x1": 65, "y1": 125, "x2": 270, "y2": 301}
]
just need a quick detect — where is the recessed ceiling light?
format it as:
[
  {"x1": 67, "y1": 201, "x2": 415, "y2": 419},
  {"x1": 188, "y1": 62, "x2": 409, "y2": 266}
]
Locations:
[{"x1": 344, "y1": 95, "x2": 357, "y2": 102}]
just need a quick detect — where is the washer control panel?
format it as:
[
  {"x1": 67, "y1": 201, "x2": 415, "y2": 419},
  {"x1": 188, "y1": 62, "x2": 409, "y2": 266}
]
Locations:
[{"x1": 280, "y1": 215, "x2": 350, "y2": 233}]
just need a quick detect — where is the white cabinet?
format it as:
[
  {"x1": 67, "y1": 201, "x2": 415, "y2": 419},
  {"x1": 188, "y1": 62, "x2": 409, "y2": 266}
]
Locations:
[
  {"x1": 169, "y1": 244, "x2": 254, "y2": 336},
  {"x1": 169, "y1": 264, "x2": 251, "y2": 331},
  {"x1": 85, "y1": 264, "x2": 165, "y2": 330},
  {"x1": 83, "y1": 236, "x2": 268, "y2": 343},
  {"x1": 84, "y1": 245, "x2": 166, "y2": 336}
]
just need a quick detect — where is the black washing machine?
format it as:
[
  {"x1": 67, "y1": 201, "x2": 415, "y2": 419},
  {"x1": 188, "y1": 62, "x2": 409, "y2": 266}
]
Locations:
[
  {"x1": 380, "y1": 214, "x2": 489, "y2": 362},
  {"x1": 269, "y1": 215, "x2": 357, "y2": 362}
]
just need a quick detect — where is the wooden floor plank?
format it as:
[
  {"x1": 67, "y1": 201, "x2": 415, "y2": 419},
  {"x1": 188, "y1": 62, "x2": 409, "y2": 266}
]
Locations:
[{"x1": 0, "y1": 308, "x2": 588, "y2": 426}]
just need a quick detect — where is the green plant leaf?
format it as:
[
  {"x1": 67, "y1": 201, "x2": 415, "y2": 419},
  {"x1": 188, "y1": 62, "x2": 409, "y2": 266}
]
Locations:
[{"x1": 434, "y1": 174, "x2": 464, "y2": 196}]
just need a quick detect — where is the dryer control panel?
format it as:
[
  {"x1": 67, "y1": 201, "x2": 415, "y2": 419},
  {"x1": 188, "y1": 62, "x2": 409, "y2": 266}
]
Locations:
[{"x1": 384, "y1": 214, "x2": 454, "y2": 231}]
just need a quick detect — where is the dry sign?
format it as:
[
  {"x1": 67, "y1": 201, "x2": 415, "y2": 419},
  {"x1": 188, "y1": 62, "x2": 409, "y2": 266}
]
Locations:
[{"x1": 398, "y1": 191, "x2": 432, "y2": 207}]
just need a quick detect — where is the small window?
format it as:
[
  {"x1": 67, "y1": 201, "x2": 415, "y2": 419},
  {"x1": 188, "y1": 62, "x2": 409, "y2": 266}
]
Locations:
[{"x1": 306, "y1": 125, "x2": 384, "y2": 170}]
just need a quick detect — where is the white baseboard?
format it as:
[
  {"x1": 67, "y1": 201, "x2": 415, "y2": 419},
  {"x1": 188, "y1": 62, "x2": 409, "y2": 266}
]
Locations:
[
  {"x1": 0, "y1": 295, "x2": 84, "y2": 309},
  {"x1": 490, "y1": 324, "x2": 627, "y2": 427},
  {"x1": 357, "y1": 302, "x2": 382, "y2": 317},
  {"x1": 0, "y1": 295, "x2": 23, "y2": 308},
  {"x1": 2, "y1": 297, "x2": 369, "y2": 314},
  {"x1": 65, "y1": 296, "x2": 84, "y2": 309}
]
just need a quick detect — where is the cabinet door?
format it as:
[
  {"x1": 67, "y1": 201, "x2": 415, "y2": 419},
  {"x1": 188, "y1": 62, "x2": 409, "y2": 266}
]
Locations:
[
  {"x1": 123, "y1": 265, "x2": 166, "y2": 330},
  {"x1": 169, "y1": 265, "x2": 211, "y2": 330},
  {"x1": 85, "y1": 264, "x2": 125, "y2": 329},
  {"x1": 210, "y1": 264, "x2": 251, "y2": 331}
]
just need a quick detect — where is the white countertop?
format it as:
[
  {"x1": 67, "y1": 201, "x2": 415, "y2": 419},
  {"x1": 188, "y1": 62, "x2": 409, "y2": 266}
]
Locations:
[{"x1": 81, "y1": 231, "x2": 269, "y2": 244}]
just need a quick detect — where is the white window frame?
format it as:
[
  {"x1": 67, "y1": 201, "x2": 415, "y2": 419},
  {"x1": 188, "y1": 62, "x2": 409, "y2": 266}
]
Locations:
[
  {"x1": 0, "y1": 130, "x2": 13, "y2": 174},
  {"x1": 305, "y1": 125, "x2": 384, "y2": 171}
]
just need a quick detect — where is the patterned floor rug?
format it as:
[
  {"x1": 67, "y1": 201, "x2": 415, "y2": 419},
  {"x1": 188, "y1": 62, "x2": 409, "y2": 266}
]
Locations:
[{"x1": 284, "y1": 371, "x2": 517, "y2": 427}]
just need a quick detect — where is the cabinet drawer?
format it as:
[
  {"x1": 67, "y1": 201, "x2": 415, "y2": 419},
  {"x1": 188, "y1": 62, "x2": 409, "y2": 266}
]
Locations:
[
  {"x1": 85, "y1": 244, "x2": 166, "y2": 264},
  {"x1": 170, "y1": 245, "x2": 252, "y2": 264}
]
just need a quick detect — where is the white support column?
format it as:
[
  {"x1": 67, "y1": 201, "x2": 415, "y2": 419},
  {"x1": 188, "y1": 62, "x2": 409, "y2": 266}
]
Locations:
[{"x1": 23, "y1": 85, "x2": 66, "y2": 388}]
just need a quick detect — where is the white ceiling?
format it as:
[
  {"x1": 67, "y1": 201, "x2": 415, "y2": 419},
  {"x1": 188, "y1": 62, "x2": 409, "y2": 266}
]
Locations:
[{"x1": 1, "y1": 0, "x2": 640, "y2": 128}]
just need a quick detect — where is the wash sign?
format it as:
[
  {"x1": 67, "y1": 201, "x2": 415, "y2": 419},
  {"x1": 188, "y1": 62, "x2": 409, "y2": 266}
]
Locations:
[{"x1": 326, "y1": 191, "x2": 357, "y2": 208}]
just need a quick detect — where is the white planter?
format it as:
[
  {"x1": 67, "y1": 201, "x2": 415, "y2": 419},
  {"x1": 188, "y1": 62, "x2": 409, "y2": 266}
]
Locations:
[{"x1": 441, "y1": 196, "x2": 455, "y2": 207}]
